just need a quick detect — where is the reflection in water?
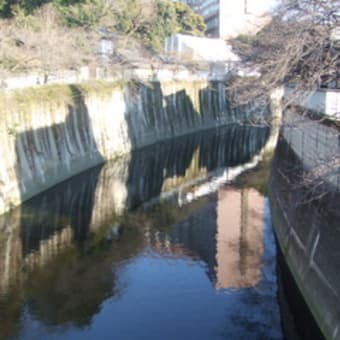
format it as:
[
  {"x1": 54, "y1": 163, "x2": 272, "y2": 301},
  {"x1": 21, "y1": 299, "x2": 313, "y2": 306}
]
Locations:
[
  {"x1": 142, "y1": 188, "x2": 264, "y2": 291},
  {"x1": 0, "y1": 123, "x2": 283, "y2": 339},
  {"x1": 216, "y1": 189, "x2": 263, "y2": 289}
]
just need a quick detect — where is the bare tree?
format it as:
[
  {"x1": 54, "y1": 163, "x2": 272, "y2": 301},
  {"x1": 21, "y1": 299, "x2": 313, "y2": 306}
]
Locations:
[
  {"x1": 0, "y1": 5, "x2": 97, "y2": 77},
  {"x1": 228, "y1": 0, "x2": 340, "y2": 204},
  {"x1": 229, "y1": 0, "x2": 340, "y2": 105}
]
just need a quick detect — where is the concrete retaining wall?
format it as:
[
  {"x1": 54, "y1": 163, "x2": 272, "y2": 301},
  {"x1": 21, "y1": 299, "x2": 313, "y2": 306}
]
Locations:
[
  {"x1": 271, "y1": 124, "x2": 340, "y2": 340},
  {"x1": 0, "y1": 80, "x2": 272, "y2": 215}
]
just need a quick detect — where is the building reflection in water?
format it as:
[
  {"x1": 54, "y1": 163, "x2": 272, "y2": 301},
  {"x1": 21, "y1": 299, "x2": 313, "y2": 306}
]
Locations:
[
  {"x1": 0, "y1": 123, "x2": 272, "y2": 339},
  {"x1": 144, "y1": 186, "x2": 264, "y2": 290},
  {"x1": 215, "y1": 188, "x2": 263, "y2": 289}
]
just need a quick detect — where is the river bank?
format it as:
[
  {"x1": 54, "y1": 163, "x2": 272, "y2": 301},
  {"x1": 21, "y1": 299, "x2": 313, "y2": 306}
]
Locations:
[
  {"x1": 0, "y1": 78, "x2": 277, "y2": 215},
  {"x1": 0, "y1": 124, "x2": 284, "y2": 340},
  {"x1": 270, "y1": 113, "x2": 340, "y2": 339}
]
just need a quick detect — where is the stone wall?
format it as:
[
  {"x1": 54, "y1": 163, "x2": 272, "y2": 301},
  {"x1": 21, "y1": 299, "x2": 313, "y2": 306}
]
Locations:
[{"x1": 0, "y1": 80, "x2": 272, "y2": 215}]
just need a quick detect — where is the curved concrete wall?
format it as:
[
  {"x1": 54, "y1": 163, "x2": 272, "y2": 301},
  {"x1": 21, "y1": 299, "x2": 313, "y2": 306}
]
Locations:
[
  {"x1": 0, "y1": 80, "x2": 271, "y2": 215},
  {"x1": 282, "y1": 110, "x2": 340, "y2": 191},
  {"x1": 270, "y1": 127, "x2": 340, "y2": 340}
]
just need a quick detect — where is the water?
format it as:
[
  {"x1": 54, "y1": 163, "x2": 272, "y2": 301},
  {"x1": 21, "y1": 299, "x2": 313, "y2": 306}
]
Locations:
[{"x1": 0, "y1": 124, "x2": 284, "y2": 340}]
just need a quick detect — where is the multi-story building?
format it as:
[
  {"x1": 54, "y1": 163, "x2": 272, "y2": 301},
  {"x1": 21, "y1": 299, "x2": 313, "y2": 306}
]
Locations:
[{"x1": 182, "y1": 0, "x2": 272, "y2": 39}]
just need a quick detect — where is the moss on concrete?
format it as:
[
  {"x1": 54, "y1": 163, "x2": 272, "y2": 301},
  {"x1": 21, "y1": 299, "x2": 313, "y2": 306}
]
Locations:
[{"x1": 0, "y1": 81, "x2": 126, "y2": 117}]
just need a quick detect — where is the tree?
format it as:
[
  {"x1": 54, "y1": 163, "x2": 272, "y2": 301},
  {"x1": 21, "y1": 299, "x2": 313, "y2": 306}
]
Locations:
[
  {"x1": 59, "y1": 0, "x2": 119, "y2": 29},
  {"x1": 229, "y1": 0, "x2": 340, "y2": 206},
  {"x1": 138, "y1": 0, "x2": 178, "y2": 51},
  {"x1": 0, "y1": 4, "x2": 95, "y2": 75},
  {"x1": 229, "y1": 0, "x2": 340, "y2": 104},
  {"x1": 111, "y1": 0, "x2": 206, "y2": 51},
  {"x1": 174, "y1": 2, "x2": 206, "y2": 36}
]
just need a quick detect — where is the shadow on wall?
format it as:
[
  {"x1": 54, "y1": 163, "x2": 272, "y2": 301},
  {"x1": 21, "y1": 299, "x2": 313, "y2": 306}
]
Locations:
[
  {"x1": 15, "y1": 123, "x2": 270, "y2": 259},
  {"x1": 11, "y1": 81, "x2": 196, "y2": 207},
  {"x1": 11, "y1": 121, "x2": 271, "y2": 264},
  {"x1": 122, "y1": 80, "x2": 271, "y2": 209},
  {"x1": 123, "y1": 80, "x2": 265, "y2": 150},
  {"x1": 13, "y1": 80, "x2": 271, "y2": 209},
  {"x1": 2, "y1": 85, "x2": 107, "y2": 338},
  {"x1": 126, "y1": 124, "x2": 270, "y2": 209},
  {"x1": 1, "y1": 79, "x2": 274, "y2": 338},
  {"x1": 14, "y1": 85, "x2": 104, "y2": 204}
]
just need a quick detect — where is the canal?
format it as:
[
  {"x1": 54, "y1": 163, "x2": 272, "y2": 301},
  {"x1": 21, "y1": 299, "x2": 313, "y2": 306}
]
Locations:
[{"x1": 0, "y1": 123, "x2": 292, "y2": 339}]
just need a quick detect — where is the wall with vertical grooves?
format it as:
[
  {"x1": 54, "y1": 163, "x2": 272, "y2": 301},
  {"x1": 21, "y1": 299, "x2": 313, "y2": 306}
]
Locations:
[{"x1": 0, "y1": 80, "x2": 271, "y2": 215}]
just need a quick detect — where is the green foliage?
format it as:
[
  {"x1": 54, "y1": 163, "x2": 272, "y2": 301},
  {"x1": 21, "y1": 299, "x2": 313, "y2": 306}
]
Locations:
[
  {"x1": 59, "y1": 0, "x2": 114, "y2": 29},
  {"x1": 1, "y1": 0, "x2": 206, "y2": 41},
  {"x1": 0, "y1": 0, "x2": 79, "y2": 16},
  {"x1": 0, "y1": 0, "x2": 48, "y2": 16},
  {"x1": 113, "y1": 0, "x2": 140, "y2": 34},
  {"x1": 139, "y1": 0, "x2": 178, "y2": 51},
  {"x1": 0, "y1": 0, "x2": 207, "y2": 75},
  {"x1": 132, "y1": 0, "x2": 206, "y2": 51},
  {"x1": 8, "y1": 4, "x2": 37, "y2": 27},
  {"x1": 174, "y1": 2, "x2": 206, "y2": 36},
  {"x1": 0, "y1": 0, "x2": 13, "y2": 16}
]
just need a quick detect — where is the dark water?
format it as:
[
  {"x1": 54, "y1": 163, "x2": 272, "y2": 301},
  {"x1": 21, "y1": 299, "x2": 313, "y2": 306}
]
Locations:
[{"x1": 0, "y1": 124, "x2": 284, "y2": 340}]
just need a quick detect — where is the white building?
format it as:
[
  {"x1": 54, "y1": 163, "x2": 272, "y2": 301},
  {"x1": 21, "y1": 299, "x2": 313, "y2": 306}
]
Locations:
[
  {"x1": 182, "y1": 0, "x2": 274, "y2": 38},
  {"x1": 165, "y1": 33, "x2": 239, "y2": 62}
]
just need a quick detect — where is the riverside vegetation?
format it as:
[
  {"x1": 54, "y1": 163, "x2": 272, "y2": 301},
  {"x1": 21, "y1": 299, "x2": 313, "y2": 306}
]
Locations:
[{"x1": 0, "y1": 0, "x2": 206, "y2": 77}]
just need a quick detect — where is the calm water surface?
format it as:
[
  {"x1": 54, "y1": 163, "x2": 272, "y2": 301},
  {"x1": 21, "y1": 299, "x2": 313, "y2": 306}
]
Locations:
[{"x1": 0, "y1": 124, "x2": 284, "y2": 339}]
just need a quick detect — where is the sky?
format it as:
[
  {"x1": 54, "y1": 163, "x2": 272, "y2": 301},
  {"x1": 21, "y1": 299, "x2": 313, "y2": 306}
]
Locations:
[{"x1": 246, "y1": 0, "x2": 279, "y2": 14}]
